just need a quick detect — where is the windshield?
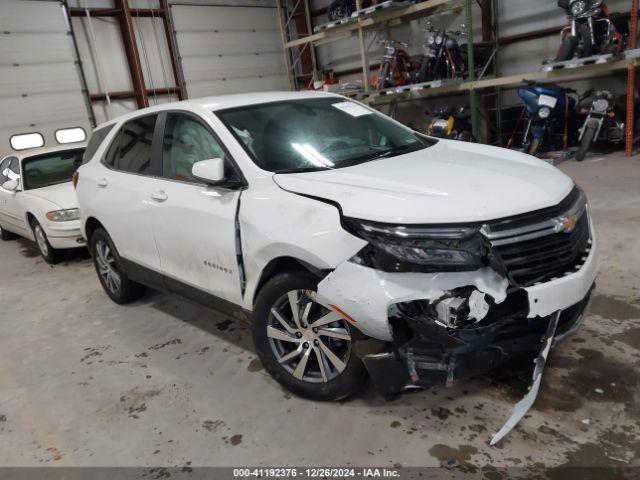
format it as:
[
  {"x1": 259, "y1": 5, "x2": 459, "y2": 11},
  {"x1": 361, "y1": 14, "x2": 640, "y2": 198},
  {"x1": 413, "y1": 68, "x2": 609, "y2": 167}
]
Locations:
[
  {"x1": 216, "y1": 98, "x2": 431, "y2": 173},
  {"x1": 22, "y1": 148, "x2": 84, "y2": 190}
]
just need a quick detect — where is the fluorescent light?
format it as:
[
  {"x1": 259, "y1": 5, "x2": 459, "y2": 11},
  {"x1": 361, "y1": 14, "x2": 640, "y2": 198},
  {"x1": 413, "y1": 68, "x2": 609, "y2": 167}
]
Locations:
[{"x1": 291, "y1": 143, "x2": 334, "y2": 168}]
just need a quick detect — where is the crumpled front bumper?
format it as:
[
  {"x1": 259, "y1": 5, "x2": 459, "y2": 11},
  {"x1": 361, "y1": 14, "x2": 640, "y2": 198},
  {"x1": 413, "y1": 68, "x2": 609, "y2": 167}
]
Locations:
[{"x1": 315, "y1": 230, "x2": 597, "y2": 394}]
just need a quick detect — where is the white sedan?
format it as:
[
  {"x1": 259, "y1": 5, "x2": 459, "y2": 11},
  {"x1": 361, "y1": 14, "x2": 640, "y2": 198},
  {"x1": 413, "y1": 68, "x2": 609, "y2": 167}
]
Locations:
[{"x1": 0, "y1": 144, "x2": 86, "y2": 263}]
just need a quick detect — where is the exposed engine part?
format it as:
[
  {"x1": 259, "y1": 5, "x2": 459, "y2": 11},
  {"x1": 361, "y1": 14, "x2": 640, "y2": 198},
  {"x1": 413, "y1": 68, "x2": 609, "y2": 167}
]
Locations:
[
  {"x1": 468, "y1": 290, "x2": 490, "y2": 321},
  {"x1": 434, "y1": 296, "x2": 468, "y2": 328}
]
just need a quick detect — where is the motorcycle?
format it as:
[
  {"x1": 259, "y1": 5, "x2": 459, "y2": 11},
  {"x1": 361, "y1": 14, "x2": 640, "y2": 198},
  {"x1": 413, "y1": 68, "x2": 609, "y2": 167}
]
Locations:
[
  {"x1": 375, "y1": 40, "x2": 421, "y2": 90},
  {"x1": 426, "y1": 106, "x2": 475, "y2": 142},
  {"x1": 575, "y1": 89, "x2": 624, "y2": 161},
  {"x1": 555, "y1": 0, "x2": 627, "y2": 61},
  {"x1": 516, "y1": 81, "x2": 578, "y2": 156},
  {"x1": 418, "y1": 21, "x2": 467, "y2": 83},
  {"x1": 327, "y1": 0, "x2": 373, "y2": 21}
]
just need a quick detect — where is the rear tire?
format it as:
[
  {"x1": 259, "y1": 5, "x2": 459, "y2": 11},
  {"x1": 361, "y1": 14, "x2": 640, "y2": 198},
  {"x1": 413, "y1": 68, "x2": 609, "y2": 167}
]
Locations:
[
  {"x1": 30, "y1": 219, "x2": 63, "y2": 264},
  {"x1": 90, "y1": 228, "x2": 146, "y2": 304},
  {"x1": 252, "y1": 271, "x2": 368, "y2": 401},
  {"x1": 576, "y1": 126, "x2": 597, "y2": 161},
  {"x1": 0, "y1": 225, "x2": 17, "y2": 241}
]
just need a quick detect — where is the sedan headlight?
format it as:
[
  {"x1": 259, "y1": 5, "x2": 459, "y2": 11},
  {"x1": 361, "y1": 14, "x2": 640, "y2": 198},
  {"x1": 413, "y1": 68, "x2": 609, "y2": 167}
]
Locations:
[
  {"x1": 46, "y1": 208, "x2": 80, "y2": 222},
  {"x1": 343, "y1": 218, "x2": 487, "y2": 272},
  {"x1": 571, "y1": 0, "x2": 586, "y2": 15},
  {"x1": 538, "y1": 106, "x2": 552, "y2": 119}
]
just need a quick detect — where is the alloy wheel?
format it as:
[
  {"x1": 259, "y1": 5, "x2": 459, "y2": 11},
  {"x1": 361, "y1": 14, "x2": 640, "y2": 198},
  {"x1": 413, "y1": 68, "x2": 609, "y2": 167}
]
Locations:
[
  {"x1": 95, "y1": 239, "x2": 121, "y2": 294},
  {"x1": 34, "y1": 225, "x2": 49, "y2": 257},
  {"x1": 267, "y1": 289, "x2": 352, "y2": 384}
]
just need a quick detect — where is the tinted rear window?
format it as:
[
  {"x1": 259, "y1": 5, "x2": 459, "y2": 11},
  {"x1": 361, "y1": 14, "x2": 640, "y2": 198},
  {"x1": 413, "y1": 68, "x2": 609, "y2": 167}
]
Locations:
[
  {"x1": 106, "y1": 115, "x2": 157, "y2": 175},
  {"x1": 83, "y1": 124, "x2": 115, "y2": 164}
]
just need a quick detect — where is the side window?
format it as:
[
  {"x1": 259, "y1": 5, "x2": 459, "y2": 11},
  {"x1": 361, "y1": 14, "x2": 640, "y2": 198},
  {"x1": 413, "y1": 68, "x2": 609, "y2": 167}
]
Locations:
[
  {"x1": 83, "y1": 124, "x2": 115, "y2": 164},
  {"x1": 112, "y1": 115, "x2": 157, "y2": 175},
  {"x1": 8, "y1": 158, "x2": 20, "y2": 186},
  {"x1": 103, "y1": 130, "x2": 121, "y2": 168},
  {"x1": 162, "y1": 113, "x2": 227, "y2": 182},
  {"x1": 0, "y1": 158, "x2": 10, "y2": 184}
]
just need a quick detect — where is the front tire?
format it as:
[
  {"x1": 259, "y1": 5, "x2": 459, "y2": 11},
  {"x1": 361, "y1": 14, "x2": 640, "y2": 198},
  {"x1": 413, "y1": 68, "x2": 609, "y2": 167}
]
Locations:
[
  {"x1": 31, "y1": 219, "x2": 63, "y2": 264},
  {"x1": 576, "y1": 125, "x2": 597, "y2": 161},
  {"x1": 252, "y1": 272, "x2": 368, "y2": 401},
  {"x1": 90, "y1": 228, "x2": 146, "y2": 304},
  {"x1": 528, "y1": 138, "x2": 542, "y2": 156}
]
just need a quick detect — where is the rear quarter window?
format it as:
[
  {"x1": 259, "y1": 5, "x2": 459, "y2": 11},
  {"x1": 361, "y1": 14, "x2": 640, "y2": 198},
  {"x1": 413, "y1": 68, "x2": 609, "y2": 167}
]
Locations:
[{"x1": 83, "y1": 124, "x2": 115, "y2": 164}]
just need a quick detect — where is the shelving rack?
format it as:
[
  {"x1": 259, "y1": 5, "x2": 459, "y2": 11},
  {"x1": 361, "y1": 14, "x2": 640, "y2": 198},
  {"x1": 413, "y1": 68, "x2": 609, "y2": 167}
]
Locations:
[{"x1": 278, "y1": 0, "x2": 640, "y2": 155}]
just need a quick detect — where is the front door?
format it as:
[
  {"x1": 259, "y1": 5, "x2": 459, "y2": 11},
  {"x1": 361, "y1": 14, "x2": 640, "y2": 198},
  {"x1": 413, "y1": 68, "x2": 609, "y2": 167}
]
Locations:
[{"x1": 150, "y1": 112, "x2": 243, "y2": 305}]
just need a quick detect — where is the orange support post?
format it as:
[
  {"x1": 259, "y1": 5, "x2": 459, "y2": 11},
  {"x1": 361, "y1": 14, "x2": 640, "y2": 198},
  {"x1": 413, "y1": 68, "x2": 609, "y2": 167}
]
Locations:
[{"x1": 626, "y1": 0, "x2": 639, "y2": 156}]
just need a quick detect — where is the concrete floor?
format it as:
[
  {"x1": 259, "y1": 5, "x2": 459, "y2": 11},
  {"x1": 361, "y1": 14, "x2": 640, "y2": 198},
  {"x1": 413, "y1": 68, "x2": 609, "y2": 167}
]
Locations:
[{"x1": 0, "y1": 152, "x2": 639, "y2": 472}]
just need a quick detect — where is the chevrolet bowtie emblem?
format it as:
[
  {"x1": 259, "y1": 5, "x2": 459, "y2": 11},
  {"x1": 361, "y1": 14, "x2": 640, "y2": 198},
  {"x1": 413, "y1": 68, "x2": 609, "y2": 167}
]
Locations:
[{"x1": 555, "y1": 215, "x2": 578, "y2": 233}]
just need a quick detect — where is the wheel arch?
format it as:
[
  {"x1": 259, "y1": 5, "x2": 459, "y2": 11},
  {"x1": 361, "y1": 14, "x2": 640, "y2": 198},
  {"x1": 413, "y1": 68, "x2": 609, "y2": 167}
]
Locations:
[
  {"x1": 251, "y1": 256, "x2": 327, "y2": 308},
  {"x1": 84, "y1": 216, "x2": 106, "y2": 243}
]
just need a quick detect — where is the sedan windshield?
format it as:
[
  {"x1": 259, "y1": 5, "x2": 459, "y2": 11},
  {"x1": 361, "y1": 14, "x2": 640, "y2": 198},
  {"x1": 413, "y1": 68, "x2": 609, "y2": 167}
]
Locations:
[
  {"x1": 216, "y1": 98, "x2": 431, "y2": 173},
  {"x1": 22, "y1": 148, "x2": 84, "y2": 190}
]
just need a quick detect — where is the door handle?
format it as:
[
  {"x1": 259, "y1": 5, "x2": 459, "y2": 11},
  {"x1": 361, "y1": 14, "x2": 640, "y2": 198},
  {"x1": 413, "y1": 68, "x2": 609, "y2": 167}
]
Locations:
[
  {"x1": 151, "y1": 190, "x2": 168, "y2": 202},
  {"x1": 97, "y1": 178, "x2": 108, "y2": 188}
]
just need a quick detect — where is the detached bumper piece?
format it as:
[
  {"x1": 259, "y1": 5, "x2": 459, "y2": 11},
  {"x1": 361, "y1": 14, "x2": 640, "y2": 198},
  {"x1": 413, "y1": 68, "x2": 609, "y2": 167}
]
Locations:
[{"x1": 361, "y1": 286, "x2": 593, "y2": 397}]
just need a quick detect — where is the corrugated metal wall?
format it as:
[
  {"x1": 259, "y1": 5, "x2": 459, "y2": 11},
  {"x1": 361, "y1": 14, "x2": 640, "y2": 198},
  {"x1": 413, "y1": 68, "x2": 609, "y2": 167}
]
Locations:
[
  {"x1": 170, "y1": 3, "x2": 289, "y2": 97},
  {"x1": 0, "y1": 0, "x2": 92, "y2": 153}
]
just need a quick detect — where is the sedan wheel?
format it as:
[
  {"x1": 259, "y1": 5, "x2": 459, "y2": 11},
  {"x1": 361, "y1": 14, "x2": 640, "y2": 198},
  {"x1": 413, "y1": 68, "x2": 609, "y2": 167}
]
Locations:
[
  {"x1": 31, "y1": 220, "x2": 63, "y2": 264},
  {"x1": 267, "y1": 289, "x2": 352, "y2": 384}
]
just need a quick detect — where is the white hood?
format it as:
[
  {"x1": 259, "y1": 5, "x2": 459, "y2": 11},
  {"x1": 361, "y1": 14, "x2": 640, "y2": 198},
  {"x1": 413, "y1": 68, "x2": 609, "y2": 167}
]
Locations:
[
  {"x1": 273, "y1": 140, "x2": 574, "y2": 224},
  {"x1": 23, "y1": 182, "x2": 78, "y2": 210}
]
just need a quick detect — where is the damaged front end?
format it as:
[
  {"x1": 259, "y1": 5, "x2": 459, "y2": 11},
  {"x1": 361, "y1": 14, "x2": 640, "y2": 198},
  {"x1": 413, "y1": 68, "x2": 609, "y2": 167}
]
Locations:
[{"x1": 316, "y1": 186, "x2": 597, "y2": 396}]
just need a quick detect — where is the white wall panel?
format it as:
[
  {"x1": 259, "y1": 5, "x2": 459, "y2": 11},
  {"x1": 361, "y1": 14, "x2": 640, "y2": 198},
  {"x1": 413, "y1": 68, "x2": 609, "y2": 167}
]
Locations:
[
  {"x1": 171, "y1": 4, "x2": 289, "y2": 98},
  {"x1": 0, "y1": 0, "x2": 91, "y2": 154}
]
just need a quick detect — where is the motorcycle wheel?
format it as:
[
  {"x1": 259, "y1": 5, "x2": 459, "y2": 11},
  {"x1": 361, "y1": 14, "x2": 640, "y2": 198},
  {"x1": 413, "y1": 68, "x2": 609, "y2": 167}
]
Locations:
[
  {"x1": 579, "y1": 23, "x2": 595, "y2": 57},
  {"x1": 327, "y1": 0, "x2": 348, "y2": 21},
  {"x1": 555, "y1": 35, "x2": 578, "y2": 61},
  {"x1": 576, "y1": 126, "x2": 597, "y2": 161},
  {"x1": 528, "y1": 138, "x2": 542, "y2": 156},
  {"x1": 418, "y1": 59, "x2": 433, "y2": 83},
  {"x1": 377, "y1": 63, "x2": 391, "y2": 90}
]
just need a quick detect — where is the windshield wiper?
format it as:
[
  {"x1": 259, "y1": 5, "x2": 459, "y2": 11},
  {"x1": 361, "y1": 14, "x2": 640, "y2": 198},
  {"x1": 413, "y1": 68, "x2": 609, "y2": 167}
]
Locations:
[{"x1": 275, "y1": 166, "x2": 332, "y2": 174}]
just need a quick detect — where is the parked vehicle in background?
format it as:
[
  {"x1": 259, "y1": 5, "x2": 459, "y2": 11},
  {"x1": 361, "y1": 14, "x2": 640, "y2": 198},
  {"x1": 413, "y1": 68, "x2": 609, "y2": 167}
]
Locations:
[
  {"x1": 575, "y1": 89, "x2": 625, "y2": 161},
  {"x1": 426, "y1": 105, "x2": 475, "y2": 142},
  {"x1": 0, "y1": 145, "x2": 86, "y2": 263},
  {"x1": 516, "y1": 81, "x2": 578, "y2": 156},
  {"x1": 555, "y1": 0, "x2": 627, "y2": 61},
  {"x1": 75, "y1": 92, "x2": 596, "y2": 402},
  {"x1": 375, "y1": 40, "x2": 421, "y2": 90},
  {"x1": 418, "y1": 21, "x2": 467, "y2": 83}
]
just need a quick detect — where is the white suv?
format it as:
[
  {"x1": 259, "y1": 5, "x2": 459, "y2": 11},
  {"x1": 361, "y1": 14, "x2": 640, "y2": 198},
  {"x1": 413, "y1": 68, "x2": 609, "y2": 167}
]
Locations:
[{"x1": 76, "y1": 92, "x2": 597, "y2": 401}]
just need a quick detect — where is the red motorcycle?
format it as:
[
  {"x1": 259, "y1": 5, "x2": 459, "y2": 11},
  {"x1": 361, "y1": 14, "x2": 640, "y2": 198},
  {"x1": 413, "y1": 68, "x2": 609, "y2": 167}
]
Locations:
[{"x1": 375, "y1": 40, "x2": 421, "y2": 90}]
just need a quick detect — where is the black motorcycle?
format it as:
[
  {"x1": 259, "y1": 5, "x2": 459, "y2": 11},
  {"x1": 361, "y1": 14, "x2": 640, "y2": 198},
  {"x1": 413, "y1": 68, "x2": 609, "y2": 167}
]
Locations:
[
  {"x1": 327, "y1": 0, "x2": 372, "y2": 21},
  {"x1": 575, "y1": 90, "x2": 625, "y2": 161},
  {"x1": 555, "y1": 0, "x2": 627, "y2": 61},
  {"x1": 417, "y1": 21, "x2": 467, "y2": 83}
]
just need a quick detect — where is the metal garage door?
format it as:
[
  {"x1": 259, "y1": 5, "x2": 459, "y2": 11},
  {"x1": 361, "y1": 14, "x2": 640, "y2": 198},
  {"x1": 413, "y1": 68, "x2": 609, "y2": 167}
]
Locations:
[
  {"x1": 0, "y1": 0, "x2": 92, "y2": 153},
  {"x1": 170, "y1": 4, "x2": 289, "y2": 98}
]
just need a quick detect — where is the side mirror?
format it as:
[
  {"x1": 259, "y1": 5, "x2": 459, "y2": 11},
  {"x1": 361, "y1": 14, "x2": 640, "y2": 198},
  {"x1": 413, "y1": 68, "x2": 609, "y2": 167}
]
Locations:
[
  {"x1": 192, "y1": 158, "x2": 225, "y2": 185},
  {"x1": 1, "y1": 179, "x2": 18, "y2": 192}
]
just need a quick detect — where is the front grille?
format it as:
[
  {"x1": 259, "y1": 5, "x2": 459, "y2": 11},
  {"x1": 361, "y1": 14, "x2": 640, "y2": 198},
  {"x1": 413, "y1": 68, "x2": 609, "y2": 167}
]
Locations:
[{"x1": 483, "y1": 187, "x2": 592, "y2": 286}]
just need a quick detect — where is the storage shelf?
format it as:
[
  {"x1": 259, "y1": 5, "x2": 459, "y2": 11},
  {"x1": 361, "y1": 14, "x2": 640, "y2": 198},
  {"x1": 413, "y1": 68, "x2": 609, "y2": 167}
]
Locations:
[
  {"x1": 284, "y1": 0, "x2": 458, "y2": 48},
  {"x1": 362, "y1": 57, "x2": 640, "y2": 105}
]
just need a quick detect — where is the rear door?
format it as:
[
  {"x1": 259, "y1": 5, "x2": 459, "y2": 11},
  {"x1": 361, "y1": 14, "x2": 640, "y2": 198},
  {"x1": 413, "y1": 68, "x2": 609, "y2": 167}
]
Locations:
[
  {"x1": 92, "y1": 115, "x2": 162, "y2": 274},
  {"x1": 150, "y1": 111, "x2": 243, "y2": 305}
]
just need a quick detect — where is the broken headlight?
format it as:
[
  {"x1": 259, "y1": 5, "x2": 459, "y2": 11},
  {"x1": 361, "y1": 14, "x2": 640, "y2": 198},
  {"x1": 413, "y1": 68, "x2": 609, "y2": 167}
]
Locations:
[{"x1": 343, "y1": 218, "x2": 488, "y2": 273}]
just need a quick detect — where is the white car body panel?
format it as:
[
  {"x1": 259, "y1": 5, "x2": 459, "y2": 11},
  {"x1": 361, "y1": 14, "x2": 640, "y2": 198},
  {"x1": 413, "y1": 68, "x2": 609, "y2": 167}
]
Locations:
[
  {"x1": 0, "y1": 144, "x2": 85, "y2": 249},
  {"x1": 76, "y1": 91, "x2": 596, "y2": 344},
  {"x1": 274, "y1": 139, "x2": 575, "y2": 224}
]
